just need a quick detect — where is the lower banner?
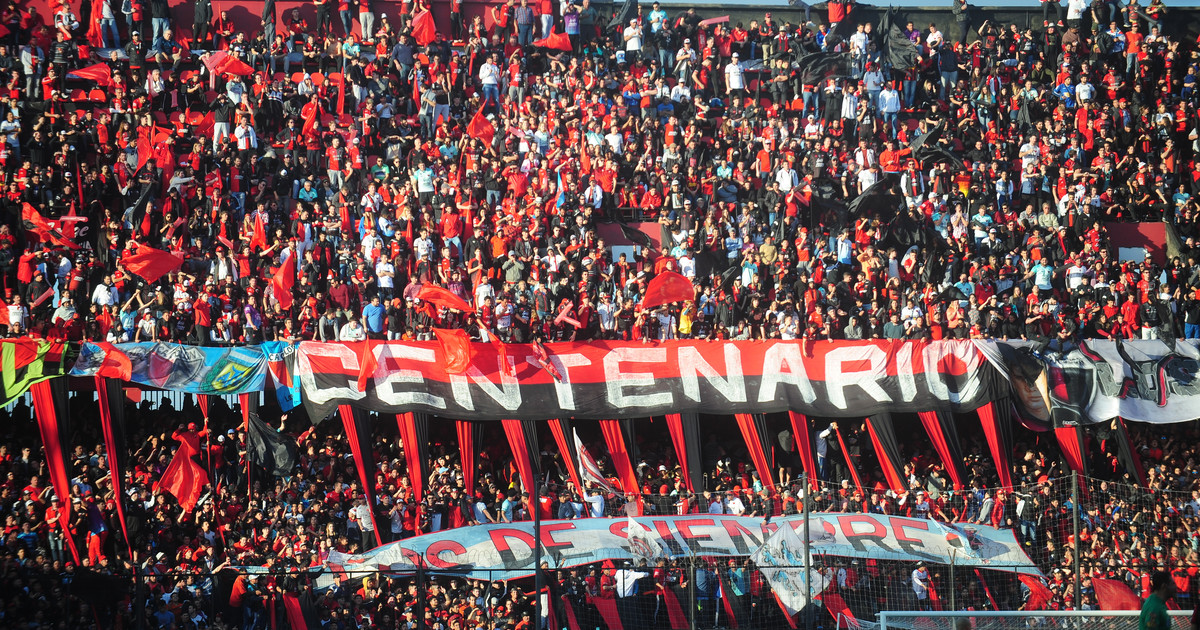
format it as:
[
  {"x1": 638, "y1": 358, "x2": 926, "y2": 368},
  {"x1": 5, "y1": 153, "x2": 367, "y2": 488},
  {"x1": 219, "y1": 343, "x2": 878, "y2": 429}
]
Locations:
[
  {"x1": 70, "y1": 342, "x2": 266, "y2": 394},
  {"x1": 318, "y1": 514, "x2": 1041, "y2": 587}
]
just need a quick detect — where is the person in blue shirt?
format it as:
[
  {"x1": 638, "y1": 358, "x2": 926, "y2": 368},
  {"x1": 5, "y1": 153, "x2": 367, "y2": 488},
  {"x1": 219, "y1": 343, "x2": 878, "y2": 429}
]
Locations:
[
  {"x1": 725, "y1": 228, "x2": 743, "y2": 262},
  {"x1": 361, "y1": 296, "x2": 386, "y2": 337}
]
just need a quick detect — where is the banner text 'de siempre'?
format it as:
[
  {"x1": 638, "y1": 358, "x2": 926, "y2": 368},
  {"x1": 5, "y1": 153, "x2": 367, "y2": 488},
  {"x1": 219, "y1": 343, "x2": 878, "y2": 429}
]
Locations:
[{"x1": 319, "y1": 514, "x2": 1041, "y2": 584}]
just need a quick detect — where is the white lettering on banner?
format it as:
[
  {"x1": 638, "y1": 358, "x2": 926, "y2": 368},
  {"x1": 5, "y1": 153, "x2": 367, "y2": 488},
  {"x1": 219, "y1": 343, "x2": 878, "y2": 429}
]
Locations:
[
  {"x1": 896, "y1": 342, "x2": 918, "y2": 402},
  {"x1": 923, "y1": 342, "x2": 977, "y2": 404},
  {"x1": 757, "y1": 343, "x2": 818, "y2": 404},
  {"x1": 450, "y1": 356, "x2": 522, "y2": 411},
  {"x1": 604, "y1": 347, "x2": 674, "y2": 408},
  {"x1": 524, "y1": 353, "x2": 591, "y2": 411},
  {"x1": 315, "y1": 514, "x2": 1042, "y2": 588},
  {"x1": 374, "y1": 344, "x2": 446, "y2": 409},
  {"x1": 824, "y1": 345, "x2": 893, "y2": 408},
  {"x1": 296, "y1": 343, "x2": 366, "y2": 404},
  {"x1": 678, "y1": 344, "x2": 747, "y2": 403}
]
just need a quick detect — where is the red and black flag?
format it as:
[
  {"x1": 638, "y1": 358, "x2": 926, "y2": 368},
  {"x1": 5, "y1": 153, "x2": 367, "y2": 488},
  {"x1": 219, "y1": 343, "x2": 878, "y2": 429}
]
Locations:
[
  {"x1": 95, "y1": 376, "x2": 133, "y2": 556},
  {"x1": 22, "y1": 203, "x2": 79, "y2": 250},
  {"x1": 863, "y1": 414, "x2": 907, "y2": 493},
  {"x1": 396, "y1": 412, "x2": 430, "y2": 503},
  {"x1": 917, "y1": 410, "x2": 967, "y2": 490},
  {"x1": 734, "y1": 413, "x2": 777, "y2": 490},
  {"x1": 339, "y1": 404, "x2": 382, "y2": 546},
  {"x1": 664, "y1": 413, "x2": 703, "y2": 493},
  {"x1": 31, "y1": 378, "x2": 80, "y2": 563},
  {"x1": 502, "y1": 419, "x2": 540, "y2": 492}
]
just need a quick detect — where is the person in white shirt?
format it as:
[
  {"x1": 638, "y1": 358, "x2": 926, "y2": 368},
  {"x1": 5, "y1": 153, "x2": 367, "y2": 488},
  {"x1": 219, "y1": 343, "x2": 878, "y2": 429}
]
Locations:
[
  {"x1": 879, "y1": 83, "x2": 902, "y2": 138},
  {"x1": 583, "y1": 488, "x2": 605, "y2": 517},
  {"x1": 597, "y1": 295, "x2": 617, "y2": 337},
  {"x1": 622, "y1": 19, "x2": 642, "y2": 63},
  {"x1": 775, "y1": 163, "x2": 798, "y2": 192},
  {"x1": 478, "y1": 54, "x2": 502, "y2": 107},
  {"x1": 92, "y1": 278, "x2": 118, "y2": 307},
  {"x1": 725, "y1": 53, "x2": 745, "y2": 95},
  {"x1": 233, "y1": 119, "x2": 258, "y2": 151},
  {"x1": 375, "y1": 259, "x2": 395, "y2": 301},
  {"x1": 912, "y1": 565, "x2": 930, "y2": 605},
  {"x1": 615, "y1": 563, "x2": 649, "y2": 597},
  {"x1": 339, "y1": 317, "x2": 367, "y2": 341},
  {"x1": 726, "y1": 492, "x2": 745, "y2": 515}
]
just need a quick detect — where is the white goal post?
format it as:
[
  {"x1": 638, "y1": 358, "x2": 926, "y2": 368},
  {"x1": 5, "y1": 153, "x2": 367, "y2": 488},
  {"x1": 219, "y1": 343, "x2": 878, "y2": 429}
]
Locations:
[{"x1": 875, "y1": 609, "x2": 1196, "y2": 630}]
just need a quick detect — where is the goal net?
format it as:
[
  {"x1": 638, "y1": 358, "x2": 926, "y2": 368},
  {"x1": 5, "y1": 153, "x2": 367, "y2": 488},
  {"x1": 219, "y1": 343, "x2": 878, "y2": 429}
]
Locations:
[{"x1": 873, "y1": 610, "x2": 1195, "y2": 630}]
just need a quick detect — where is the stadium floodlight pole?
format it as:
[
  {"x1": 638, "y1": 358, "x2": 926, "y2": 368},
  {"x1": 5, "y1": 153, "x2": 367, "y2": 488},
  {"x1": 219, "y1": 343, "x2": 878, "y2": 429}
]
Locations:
[
  {"x1": 1071, "y1": 472, "x2": 1081, "y2": 609},
  {"x1": 802, "y1": 474, "x2": 812, "y2": 630}
]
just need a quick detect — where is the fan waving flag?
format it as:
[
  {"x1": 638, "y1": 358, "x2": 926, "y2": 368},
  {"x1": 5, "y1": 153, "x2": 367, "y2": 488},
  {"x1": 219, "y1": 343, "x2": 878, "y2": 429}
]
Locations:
[
  {"x1": 625, "y1": 517, "x2": 664, "y2": 566},
  {"x1": 1093, "y1": 578, "x2": 1142, "y2": 611},
  {"x1": 68, "y1": 63, "x2": 113, "y2": 86},
  {"x1": 412, "y1": 9, "x2": 437, "y2": 45},
  {"x1": 203, "y1": 51, "x2": 255, "y2": 76},
  {"x1": 417, "y1": 284, "x2": 476, "y2": 313},
  {"x1": 22, "y1": 204, "x2": 80, "y2": 250},
  {"x1": 250, "y1": 212, "x2": 268, "y2": 251},
  {"x1": 466, "y1": 108, "x2": 496, "y2": 145},
  {"x1": 532, "y1": 30, "x2": 572, "y2": 51},
  {"x1": 641, "y1": 271, "x2": 695, "y2": 309},
  {"x1": 271, "y1": 254, "x2": 297, "y2": 310},
  {"x1": 123, "y1": 244, "x2": 185, "y2": 283}
]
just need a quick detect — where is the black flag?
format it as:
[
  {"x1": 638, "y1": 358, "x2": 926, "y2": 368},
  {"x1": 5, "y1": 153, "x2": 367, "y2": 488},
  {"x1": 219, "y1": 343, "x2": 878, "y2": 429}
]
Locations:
[
  {"x1": 845, "y1": 174, "x2": 903, "y2": 222},
  {"x1": 609, "y1": 0, "x2": 639, "y2": 28},
  {"x1": 247, "y1": 412, "x2": 299, "y2": 476},
  {"x1": 879, "y1": 8, "x2": 921, "y2": 70},
  {"x1": 619, "y1": 222, "x2": 655, "y2": 249},
  {"x1": 797, "y1": 52, "x2": 853, "y2": 84},
  {"x1": 907, "y1": 121, "x2": 966, "y2": 171}
]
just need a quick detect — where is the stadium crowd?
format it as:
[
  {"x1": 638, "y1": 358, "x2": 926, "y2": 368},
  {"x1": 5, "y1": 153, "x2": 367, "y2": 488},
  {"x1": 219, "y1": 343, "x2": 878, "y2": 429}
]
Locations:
[{"x1": 0, "y1": 0, "x2": 1199, "y2": 626}]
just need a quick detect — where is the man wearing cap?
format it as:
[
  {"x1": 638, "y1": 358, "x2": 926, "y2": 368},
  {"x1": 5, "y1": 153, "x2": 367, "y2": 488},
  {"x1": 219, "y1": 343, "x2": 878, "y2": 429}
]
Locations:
[
  {"x1": 724, "y1": 52, "x2": 745, "y2": 97},
  {"x1": 623, "y1": 18, "x2": 642, "y2": 64}
]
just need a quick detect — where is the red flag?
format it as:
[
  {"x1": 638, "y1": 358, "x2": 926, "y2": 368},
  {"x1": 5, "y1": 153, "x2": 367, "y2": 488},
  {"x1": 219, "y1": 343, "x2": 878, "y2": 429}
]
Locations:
[
  {"x1": 203, "y1": 51, "x2": 255, "y2": 76},
  {"x1": 250, "y1": 212, "x2": 268, "y2": 251},
  {"x1": 417, "y1": 284, "x2": 476, "y2": 313},
  {"x1": 1094, "y1": 578, "x2": 1142, "y2": 610},
  {"x1": 490, "y1": 335, "x2": 514, "y2": 376},
  {"x1": 156, "y1": 443, "x2": 207, "y2": 513},
  {"x1": 466, "y1": 108, "x2": 495, "y2": 145},
  {"x1": 301, "y1": 101, "x2": 320, "y2": 138},
  {"x1": 123, "y1": 244, "x2": 185, "y2": 283},
  {"x1": 336, "y1": 72, "x2": 346, "y2": 115},
  {"x1": 30, "y1": 287, "x2": 56, "y2": 309},
  {"x1": 412, "y1": 10, "x2": 437, "y2": 45},
  {"x1": 21, "y1": 204, "x2": 79, "y2": 250},
  {"x1": 92, "y1": 343, "x2": 133, "y2": 380},
  {"x1": 554, "y1": 304, "x2": 581, "y2": 328},
  {"x1": 531, "y1": 339, "x2": 562, "y2": 381},
  {"x1": 642, "y1": 271, "x2": 695, "y2": 310},
  {"x1": 355, "y1": 340, "x2": 377, "y2": 392},
  {"x1": 217, "y1": 235, "x2": 236, "y2": 251},
  {"x1": 85, "y1": 0, "x2": 104, "y2": 48},
  {"x1": 271, "y1": 254, "x2": 296, "y2": 309},
  {"x1": 433, "y1": 328, "x2": 474, "y2": 374},
  {"x1": 1019, "y1": 575, "x2": 1053, "y2": 611},
  {"x1": 69, "y1": 62, "x2": 112, "y2": 86},
  {"x1": 532, "y1": 30, "x2": 572, "y2": 51}
]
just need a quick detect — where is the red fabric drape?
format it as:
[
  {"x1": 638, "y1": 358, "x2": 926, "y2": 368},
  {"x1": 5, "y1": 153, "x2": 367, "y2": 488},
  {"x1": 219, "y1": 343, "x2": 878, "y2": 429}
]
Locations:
[
  {"x1": 282, "y1": 593, "x2": 305, "y2": 630},
  {"x1": 599, "y1": 420, "x2": 642, "y2": 504},
  {"x1": 788, "y1": 412, "x2": 820, "y2": 492},
  {"x1": 456, "y1": 420, "x2": 476, "y2": 498},
  {"x1": 864, "y1": 417, "x2": 906, "y2": 492},
  {"x1": 95, "y1": 376, "x2": 132, "y2": 557},
  {"x1": 548, "y1": 420, "x2": 584, "y2": 493},
  {"x1": 975, "y1": 569, "x2": 999, "y2": 610},
  {"x1": 1054, "y1": 426, "x2": 1086, "y2": 476},
  {"x1": 502, "y1": 419, "x2": 537, "y2": 493},
  {"x1": 977, "y1": 402, "x2": 1014, "y2": 489},
  {"x1": 917, "y1": 411, "x2": 965, "y2": 490},
  {"x1": 734, "y1": 413, "x2": 776, "y2": 490},
  {"x1": 664, "y1": 414, "x2": 694, "y2": 493},
  {"x1": 339, "y1": 405, "x2": 382, "y2": 546},
  {"x1": 1115, "y1": 417, "x2": 1149, "y2": 487},
  {"x1": 397, "y1": 412, "x2": 424, "y2": 503},
  {"x1": 31, "y1": 380, "x2": 80, "y2": 564}
]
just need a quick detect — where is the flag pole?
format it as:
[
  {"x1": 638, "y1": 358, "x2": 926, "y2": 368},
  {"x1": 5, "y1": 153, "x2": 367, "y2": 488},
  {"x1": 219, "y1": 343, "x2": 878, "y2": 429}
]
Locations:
[{"x1": 802, "y1": 473, "x2": 812, "y2": 629}]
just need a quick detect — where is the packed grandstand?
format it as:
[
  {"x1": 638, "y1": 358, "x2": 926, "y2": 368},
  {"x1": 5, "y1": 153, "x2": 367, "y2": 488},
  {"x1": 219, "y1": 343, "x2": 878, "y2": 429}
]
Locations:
[{"x1": 1, "y1": 0, "x2": 1199, "y2": 627}]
